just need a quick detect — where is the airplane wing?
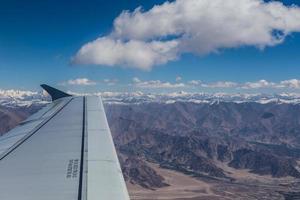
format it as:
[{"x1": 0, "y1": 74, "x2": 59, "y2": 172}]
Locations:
[{"x1": 0, "y1": 85, "x2": 130, "y2": 200}]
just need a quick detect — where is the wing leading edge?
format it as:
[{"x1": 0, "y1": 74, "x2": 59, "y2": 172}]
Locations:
[{"x1": 0, "y1": 85, "x2": 130, "y2": 200}]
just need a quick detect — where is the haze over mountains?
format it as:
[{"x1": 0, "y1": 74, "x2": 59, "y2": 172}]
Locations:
[{"x1": 1, "y1": 91, "x2": 300, "y2": 199}]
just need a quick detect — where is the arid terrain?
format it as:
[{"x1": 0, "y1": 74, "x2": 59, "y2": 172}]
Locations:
[
  {"x1": 127, "y1": 162, "x2": 300, "y2": 200},
  {"x1": 107, "y1": 102, "x2": 300, "y2": 200},
  {"x1": 1, "y1": 101, "x2": 300, "y2": 199}
]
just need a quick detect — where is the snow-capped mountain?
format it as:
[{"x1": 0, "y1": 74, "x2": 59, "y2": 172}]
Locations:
[
  {"x1": 2, "y1": 89, "x2": 300, "y2": 107},
  {"x1": 99, "y1": 91, "x2": 300, "y2": 105},
  {"x1": 0, "y1": 89, "x2": 49, "y2": 107}
]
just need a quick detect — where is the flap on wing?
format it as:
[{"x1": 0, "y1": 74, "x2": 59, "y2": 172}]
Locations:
[{"x1": 41, "y1": 84, "x2": 72, "y2": 101}]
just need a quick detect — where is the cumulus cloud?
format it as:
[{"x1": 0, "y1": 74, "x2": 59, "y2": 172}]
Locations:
[
  {"x1": 103, "y1": 78, "x2": 118, "y2": 86},
  {"x1": 73, "y1": 0, "x2": 300, "y2": 70},
  {"x1": 185, "y1": 79, "x2": 300, "y2": 89},
  {"x1": 201, "y1": 81, "x2": 238, "y2": 88},
  {"x1": 279, "y1": 79, "x2": 300, "y2": 88},
  {"x1": 188, "y1": 80, "x2": 201, "y2": 85},
  {"x1": 132, "y1": 78, "x2": 185, "y2": 88},
  {"x1": 73, "y1": 37, "x2": 178, "y2": 70},
  {"x1": 61, "y1": 78, "x2": 96, "y2": 86},
  {"x1": 176, "y1": 76, "x2": 182, "y2": 82},
  {"x1": 241, "y1": 80, "x2": 276, "y2": 89},
  {"x1": 132, "y1": 77, "x2": 142, "y2": 83}
]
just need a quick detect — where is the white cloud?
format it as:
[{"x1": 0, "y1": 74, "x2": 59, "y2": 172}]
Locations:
[
  {"x1": 103, "y1": 78, "x2": 118, "y2": 86},
  {"x1": 187, "y1": 79, "x2": 300, "y2": 89},
  {"x1": 73, "y1": 0, "x2": 300, "y2": 70},
  {"x1": 59, "y1": 78, "x2": 300, "y2": 90},
  {"x1": 240, "y1": 79, "x2": 300, "y2": 89},
  {"x1": 201, "y1": 81, "x2": 238, "y2": 88},
  {"x1": 73, "y1": 37, "x2": 178, "y2": 70},
  {"x1": 188, "y1": 80, "x2": 201, "y2": 85},
  {"x1": 61, "y1": 78, "x2": 96, "y2": 86},
  {"x1": 132, "y1": 77, "x2": 141, "y2": 83},
  {"x1": 176, "y1": 76, "x2": 182, "y2": 82},
  {"x1": 132, "y1": 78, "x2": 185, "y2": 89},
  {"x1": 279, "y1": 79, "x2": 300, "y2": 88},
  {"x1": 241, "y1": 79, "x2": 276, "y2": 89}
]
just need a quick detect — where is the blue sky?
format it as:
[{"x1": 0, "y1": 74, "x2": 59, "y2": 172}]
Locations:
[{"x1": 0, "y1": 0, "x2": 300, "y2": 93}]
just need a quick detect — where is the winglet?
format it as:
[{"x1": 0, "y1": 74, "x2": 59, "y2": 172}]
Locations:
[{"x1": 41, "y1": 84, "x2": 72, "y2": 101}]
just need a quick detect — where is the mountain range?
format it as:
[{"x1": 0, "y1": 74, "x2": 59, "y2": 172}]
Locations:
[
  {"x1": 2, "y1": 89, "x2": 300, "y2": 107},
  {"x1": 1, "y1": 92, "x2": 300, "y2": 199}
]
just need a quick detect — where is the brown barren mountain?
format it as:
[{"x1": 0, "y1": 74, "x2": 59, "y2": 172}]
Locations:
[{"x1": 1, "y1": 101, "x2": 300, "y2": 199}]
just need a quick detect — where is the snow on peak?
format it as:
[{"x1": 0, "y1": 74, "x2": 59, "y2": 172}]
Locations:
[
  {"x1": 1, "y1": 89, "x2": 300, "y2": 107},
  {"x1": 0, "y1": 89, "x2": 49, "y2": 107}
]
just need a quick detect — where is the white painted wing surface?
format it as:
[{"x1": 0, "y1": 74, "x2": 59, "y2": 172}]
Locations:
[{"x1": 0, "y1": 95, "x2": 130, "y2": 200}]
